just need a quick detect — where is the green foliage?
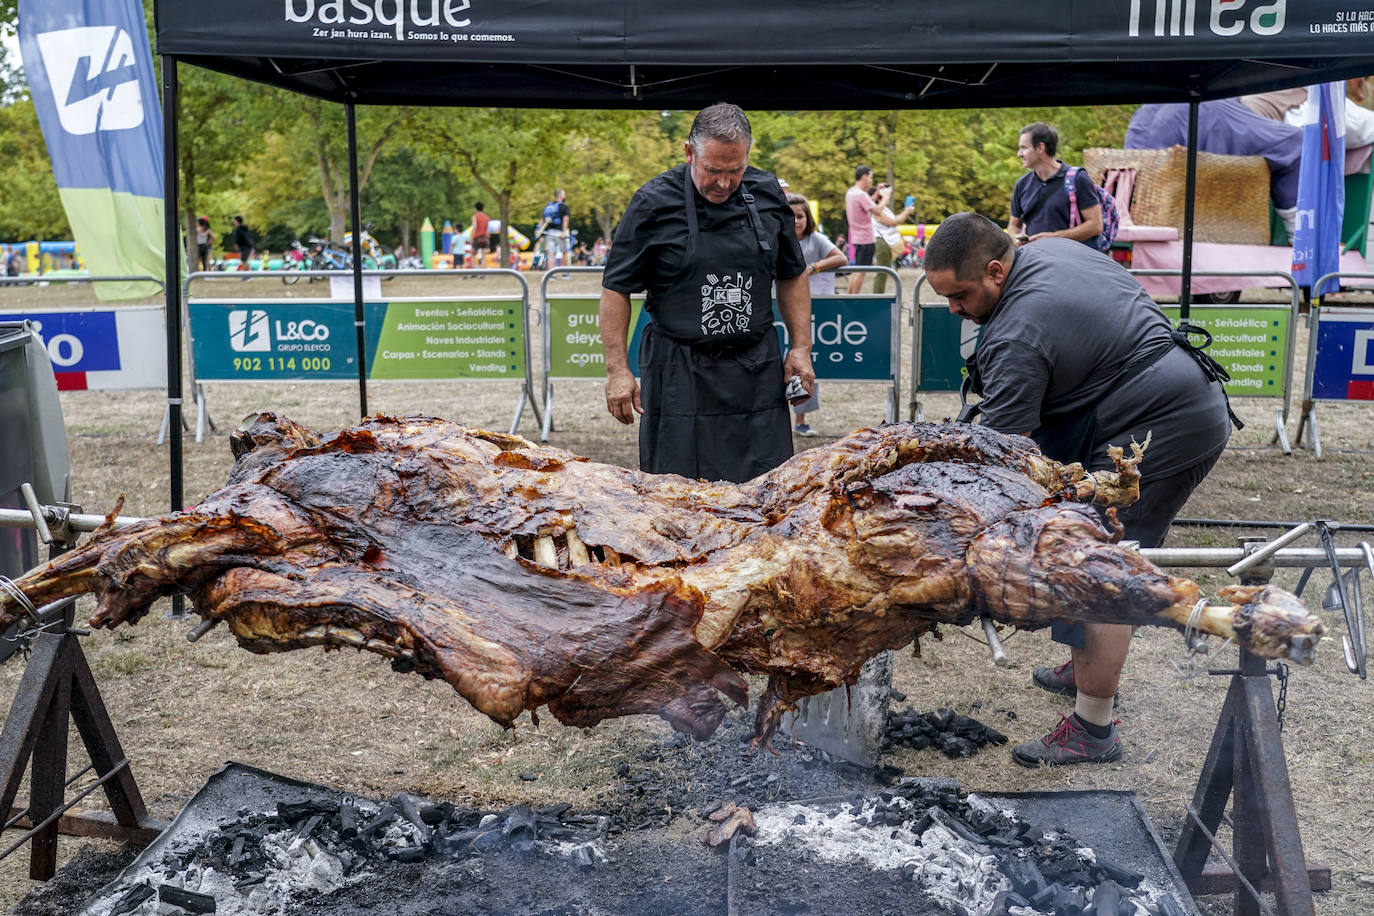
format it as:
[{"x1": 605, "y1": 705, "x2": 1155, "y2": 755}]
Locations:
[
  {"x1": 0, "y1": 97, "x2": 68, "y2": 239},
  {"x1": 0, "y1": 12, "x2": 1134, "y2": 252},
  {"x1": 414, "y1": 107, "x2": 578, "y2": 263},
  {"x1": 752, "y1": 106, "x2": 1130, "y2": 235}
]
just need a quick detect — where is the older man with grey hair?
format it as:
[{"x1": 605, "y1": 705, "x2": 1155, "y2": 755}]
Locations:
[{"x1": 599, "y1": 102, "x2": 814, "y2": 482}]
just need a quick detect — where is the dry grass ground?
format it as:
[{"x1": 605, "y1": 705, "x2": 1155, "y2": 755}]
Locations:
[{"x1": 1, "y1": 271, "x2": 1372, "y2": 914}]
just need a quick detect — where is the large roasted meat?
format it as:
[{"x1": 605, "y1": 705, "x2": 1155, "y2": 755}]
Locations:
[{"x1": 0, "y1": 415, "x2": 1322, "y2": 745}]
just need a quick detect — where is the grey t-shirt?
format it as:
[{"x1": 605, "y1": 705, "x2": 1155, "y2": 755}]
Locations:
[
  {"x1": 972, "y1": 239, "x2": 1231, "y2": 478},
  {"x1": 800, "y1": 231, "x2": 840, "y2": 297}
]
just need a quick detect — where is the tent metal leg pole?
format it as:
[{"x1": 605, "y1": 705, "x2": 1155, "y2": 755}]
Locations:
[
  {"x1": 541, "y1": 383, "x2": 554, "y2": 442},
  {"x1": 161, "y1": 55, "x2": 186, "y2": 620},
  {"x1": 346, "y1": 101, "x2": 368, "y2": 419},
  {"x1": 1181, "y1": 95, "x2": 1200, "y2": 320}
]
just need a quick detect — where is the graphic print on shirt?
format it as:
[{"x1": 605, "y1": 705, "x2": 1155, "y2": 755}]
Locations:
[{"x1": 700, "y1": 271, "x2": 754, "y2": 336}]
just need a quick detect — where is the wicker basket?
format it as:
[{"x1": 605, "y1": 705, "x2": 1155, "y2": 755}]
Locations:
[{"x1": 1082, "y1": 146, "x2": 1272, "y2": 245}]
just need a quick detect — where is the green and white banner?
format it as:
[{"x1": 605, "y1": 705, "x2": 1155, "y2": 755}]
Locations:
[
  {"x1": 189, "y1": 299, "x2": 526, "y2": 382},
  {"x1": 1160, "y1": 305, "x2": 1291, "y2": 397}
]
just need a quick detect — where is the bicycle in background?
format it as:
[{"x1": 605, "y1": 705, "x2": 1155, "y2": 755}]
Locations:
[{"x1": 280, "y1": 240, "x2": 309, "y2": 285}]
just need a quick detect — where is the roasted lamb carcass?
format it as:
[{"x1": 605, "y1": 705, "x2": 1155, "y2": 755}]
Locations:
[{"x1": 0, "y1": 415, "x2": 1323, "y2": 746}]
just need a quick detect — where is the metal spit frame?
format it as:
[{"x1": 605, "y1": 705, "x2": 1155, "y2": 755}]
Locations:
[
  {"x1": 0, "y1": 499, "x2": 1368, "y2": 904},
  {"x1": 0, "y1": 490, "x2": 165, "y2": 880}
]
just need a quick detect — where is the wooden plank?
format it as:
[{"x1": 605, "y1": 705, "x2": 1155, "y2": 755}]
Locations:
[
  {"x1": 66, "y1": 635, "x2": 150, "y2": 827},
  {"x1": 1192, "y1": 862, "x2": 1332, "y2": 896},
  {"x1": 6, "y1": 804, "x2": 168, "y2": 845},
  {"x1": 0, "y1": 632, "x2": 72, "y2": 817},
  {"x1": 27, "y1": 657, "x2": 70, "y2": 880}
]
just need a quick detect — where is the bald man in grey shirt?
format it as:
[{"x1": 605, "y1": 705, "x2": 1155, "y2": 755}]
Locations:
[{"x1": 926, "y1": 215, "x2": 1235, "y2": 767}]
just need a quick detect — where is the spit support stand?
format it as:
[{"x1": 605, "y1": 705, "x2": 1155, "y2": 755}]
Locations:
[
  {"x1": 1214, "y1": 520, "x2": 1367, "y2": 680},
  {"x1": 1313, "y1": 521, "x2": 1369, "y2": 679}
]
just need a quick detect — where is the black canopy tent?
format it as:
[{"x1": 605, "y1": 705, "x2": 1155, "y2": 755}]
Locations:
[
  {"x1": 159, "y1": 1, "x2": 1374, "y2": 107},
  {"x1": 152, "y1": 0, "x2": 1374, "y2": 518}
]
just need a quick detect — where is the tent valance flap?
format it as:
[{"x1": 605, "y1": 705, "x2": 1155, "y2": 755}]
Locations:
[{"x1": 155, "y1": 1, "x2": 1374, "y2": 108}]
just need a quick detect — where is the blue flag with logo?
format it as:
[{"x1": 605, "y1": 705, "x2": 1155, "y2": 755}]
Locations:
[
  {"x1": 1291, "y1": 83, "x2": 1345, "y2": 298},
  {"x1": 18, "y1": 0, "x2": 163, "y2": 300}
]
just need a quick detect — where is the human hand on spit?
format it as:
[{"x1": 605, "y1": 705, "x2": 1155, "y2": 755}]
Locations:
[{"x1": 605, "y1": 367, "x2": 643, "y2": 424}]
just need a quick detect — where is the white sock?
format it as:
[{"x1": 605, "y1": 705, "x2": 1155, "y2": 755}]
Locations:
[
  {"x1": 1276, "y1": 205, "x2": 1298, "y2": 236},
  {"x1": 1075, "y1": 691, "x2": 1116, "y2": 728}
]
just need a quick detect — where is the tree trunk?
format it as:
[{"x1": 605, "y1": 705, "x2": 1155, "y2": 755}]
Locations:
[
  {"x1": 498, "y1": 194, "x2": 511, "y2": 269},
  {"x1": 182, "y1": 165, "x2": 199, "y2": 275},
  {"x1": 595, "y1": 205, "x2": 614, "y2": 249}
]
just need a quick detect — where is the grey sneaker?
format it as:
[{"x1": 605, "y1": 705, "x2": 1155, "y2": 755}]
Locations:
[
  {"x1": 1032, "y1": 659, "x2": 1119, "y2": 707},
  {"x1": 793, "y1": 424, "x2": 816, "y2": 437},
  {"x1": 1032, "y1": 659, "x2": 1077, "y2": 696},
  {"x1": 1012, "y1": 715, "x2": 1123, "y2": 767}
]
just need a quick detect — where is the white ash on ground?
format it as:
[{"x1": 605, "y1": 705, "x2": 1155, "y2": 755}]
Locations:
[{"x1": 747, "y1": 782, "x2": 1185, "y2": 916}]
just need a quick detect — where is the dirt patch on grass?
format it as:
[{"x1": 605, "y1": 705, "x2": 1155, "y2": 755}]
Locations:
[{"x1": 2, "y1": 272, "x2": 1372, "y2": 914}]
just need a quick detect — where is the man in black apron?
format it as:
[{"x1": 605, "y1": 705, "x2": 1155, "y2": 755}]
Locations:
[
  {"x1": 925, "y1": 213, "x2": 1238, "y2": 768},
  {"x1": 599, "y1": 103, "x2": 813, "y2": 483}
]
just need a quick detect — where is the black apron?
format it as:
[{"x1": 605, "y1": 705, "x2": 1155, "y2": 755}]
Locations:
[{"x1": 638, "y1": 178, "x2": 792, "y2": 483}]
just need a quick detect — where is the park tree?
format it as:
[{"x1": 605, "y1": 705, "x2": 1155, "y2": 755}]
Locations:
[
  {"x1": 417, "y1": 108, "x2": 575, "y2": 268},
  {"x1": 240, "y1": 97, "x2": 409, "y2": 245},
  {"x1": 562, "y1": 110, "x2": 679, "y2": 245},
  {"x1": 174, "y1": 66, "x2": 271, "y2": 270},
  {"x1": 364, "y1": 144, "x2": 479, "y2": 256},
  {"x1": 0, "y1": 98, "x2": 68, "y2": 239}
]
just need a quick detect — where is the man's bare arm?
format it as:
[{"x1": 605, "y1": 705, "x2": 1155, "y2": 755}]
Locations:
[
  {"x1": 1029, "y1": 204, "x2": 1102, "y2": 243},
  {"x1": 599, "y1": 288, "x2": 642, "y2": 424}
]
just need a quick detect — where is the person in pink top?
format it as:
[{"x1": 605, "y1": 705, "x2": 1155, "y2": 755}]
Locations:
[{"x1": 844, "y1": 164, "x2": 876, "y2": 293}]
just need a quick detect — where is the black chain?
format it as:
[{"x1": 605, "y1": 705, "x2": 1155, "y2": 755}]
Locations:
[{"x1": 1274, "y1": 662, "x2": 1290, "y2": 730}]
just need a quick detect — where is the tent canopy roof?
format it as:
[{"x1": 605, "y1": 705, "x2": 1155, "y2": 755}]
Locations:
[{"x1": 156, "y1": 2, "x2": 1374, "y2": 108}]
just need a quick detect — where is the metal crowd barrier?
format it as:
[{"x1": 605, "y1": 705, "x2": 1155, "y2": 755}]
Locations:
[
  {"x1": 1298, "y1": 271, "x2": 1374, "y2": 458},
  {"x1": 538, "y1": 265, "x2": 902, "y2": 442},
  {"x1": 908, "y1": 268, "x2": 1302, "y2": 453},
  {"x1": 183, "y1": 268, "x2": 542, "y2": 439}
]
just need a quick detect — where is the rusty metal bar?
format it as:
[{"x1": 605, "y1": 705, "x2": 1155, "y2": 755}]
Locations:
[
  {"x1": 0, "y1": 760, "x2": 129, "y2": 863},
  {"x1": 1181, "y1": 803, "x2": 1277, "y2": 916},
  {"x1": 2, "y1": 763, "x2": 96, "y2": 830}
]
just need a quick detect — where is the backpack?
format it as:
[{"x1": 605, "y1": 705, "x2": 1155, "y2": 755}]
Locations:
[{"x1": 1064, "y1": 166, "x2": 1119, "y2": 252}]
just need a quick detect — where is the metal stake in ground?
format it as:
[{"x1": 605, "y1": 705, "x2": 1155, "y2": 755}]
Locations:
[{"x1": 781, "y1": 651, "x2": 893, "y2": 768}]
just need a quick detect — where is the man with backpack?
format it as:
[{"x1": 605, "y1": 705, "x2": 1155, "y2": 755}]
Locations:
[
  {"x1": 1008, "y1": 122, "x2": 1111, "y2": 250},
  {"x1": 536, "y1": 189, "x2": 571, "y2": 269}
]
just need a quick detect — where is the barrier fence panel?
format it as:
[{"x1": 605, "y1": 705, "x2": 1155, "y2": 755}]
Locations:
[
  {"x1": 540, "y1": 267, "x2": 901, "y2": 442},
  {"x1": 908, "y1": 273, "x2": 979, "y2": 422},
  {"x1": 0, "y1": 276, "x2": 177, "y2": 440},
  {"x1": 185, "y1": 269, "x2": 540, "y2": 439},
  {"x1": 910, "y1": 269, "x2": 1301, "y2": 452},
  {"x1": 1298, "y1": 271, "x2": 1374, "y2": 457}
]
